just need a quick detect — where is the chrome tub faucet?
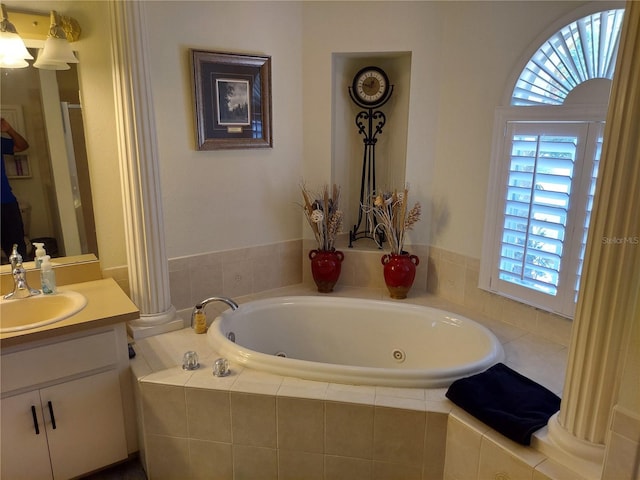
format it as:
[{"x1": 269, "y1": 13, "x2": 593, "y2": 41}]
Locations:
[{"x1": 190, "y1": 296, "x2": 239, "y2": 329}]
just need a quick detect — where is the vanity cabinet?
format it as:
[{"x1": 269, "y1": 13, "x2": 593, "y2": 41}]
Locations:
[{"x1": 1, "y1": 325, "x2": 130, "y2": 480}]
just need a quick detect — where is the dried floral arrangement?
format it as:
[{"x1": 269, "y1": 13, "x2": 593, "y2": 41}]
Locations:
[
  {"x1": 301, "y1": 183, "x2": 343, "y2": 251},
  {"x1": 365, "y1": 187, "x2": 421, "y2": 255}
]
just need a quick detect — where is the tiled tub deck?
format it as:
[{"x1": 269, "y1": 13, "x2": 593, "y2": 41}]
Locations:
[{"x1": 130, "y1": 285, "x2": 572, "y2": 480}]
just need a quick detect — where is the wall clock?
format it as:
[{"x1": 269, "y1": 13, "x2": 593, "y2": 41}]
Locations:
[
  {"x1": 351, "y1": 66, "x2": 391, "y2": 107},
  {"x1": 347, "y1": 66, "x2": 394, "y2": 247}
]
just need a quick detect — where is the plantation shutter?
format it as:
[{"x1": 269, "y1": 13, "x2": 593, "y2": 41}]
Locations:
[{"x1": 492, "y1": 122, "x2": 593, "y2": 314}]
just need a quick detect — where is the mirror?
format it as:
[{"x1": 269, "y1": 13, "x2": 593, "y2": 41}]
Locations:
[{"x1": 1, "y1": 50, "x2": 97, "y2": 264}]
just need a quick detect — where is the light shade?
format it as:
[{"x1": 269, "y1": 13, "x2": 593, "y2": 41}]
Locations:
[
  {"x1": 0, "y1": 5, "x2": 34, "y2": 69},
  {"x1": 33, "y1": 10, "x2": 78, "y2": 70},
  {"x1": 33, "y1": 47, "x2": 70, "y2": 70}
]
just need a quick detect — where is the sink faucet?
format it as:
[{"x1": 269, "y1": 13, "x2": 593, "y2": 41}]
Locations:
[
  {"x1": 190, "y1": 296, "x2": 239, "y2": 329},
  {"x1": 4, "y1": 245, "x2": 40, "y2": 300}
]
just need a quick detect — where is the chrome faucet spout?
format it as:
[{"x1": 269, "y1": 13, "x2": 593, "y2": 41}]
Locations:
[
  {"x1": 4, "y1": 255, "x2": 40, "y2": 300},
  {"x1": 190, "y1": 296, "x2": 239, "y2": 329}
]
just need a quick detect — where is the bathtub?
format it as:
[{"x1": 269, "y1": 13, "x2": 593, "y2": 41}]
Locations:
[{"x1": 207, "y1": 296, "x2": 504, "y2": 388}]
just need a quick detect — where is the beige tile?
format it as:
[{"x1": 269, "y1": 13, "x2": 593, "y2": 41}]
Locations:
[
  {"x1": 141, "y1": 383, "x2": 187, "y2": 437},
  {"x1": 423, "y1": 412, "x2": 448, "y2": 480},
  {"x1": 233, "y1": 445, "x2": 277, "y2": 480},
  {"x1": 190, "y1": 263, "x2": 224, "y2": 307},
  {"x1": 251, "y1": 244, "x2": 281, "y2": 293},
  {"x1": 222, "y1": 257, "x2": 253, "y2": 297},
  {"x1": 534, "y1": 458, "x2": 585, "y2": 480},
  {"x1": 500, "y1": 297, "x2": 538, "y2": 330},
  {"x1": 145, "y1": 434, "x2": 190, "y2": 480},
  {"x1": 439, "y1": 249, "x2": 467, "y2": 266},
  {"x1": 462, "y1": 265, "x2": 488, "y2": 312},
  {"x1": 372, "y1": 460, "x2": 422, "y2": 480},
  {"x1": 535, "y1": 309, "x2": 572, "y2": 346},
  {"x1": 277, "y1": 397, "x2": 324, "y2": 453},
  {"x1": 185, "y1": 387, "x2": 231, "y2": 442},
  {"x1": 278, "y1": 377, "x2": 328, "y2": 400},
  {"x1": 280, "y1": 242, "x2": 303, "y2": 286},
  {"x1": 374, "y1": 394, "x2": 427, "y2": 412},
  {"x1": 438, "y1": 258, "x2": 465, "y2": 305},
  {"x1": 325, "y1": 455, "x2": 372, "y2": 480},
  {"x1": 278, "y1": 450, "x2": 324, "y2": 480},
  {"x1": 443, "y1": 414, "x2": 482, "y2": 480},
  {"x1": 142, "y1": 364, "x2": 195, "y2": 384},
  {"x1": 186, "y1": 362, "x2": 242, "y2": 391},
  {"x1": 326, "y1": 383, "x2": 376, "y2": 404},
  {"x1": 477, "y1": 435, "x2": 536, "y2": 480},
  {"x1": 483, "y1": 429, "x2": 546, "y2": 467},
  {"x1": 610, "y1": 406, "x2": 640, "y2": 442},
  {"x1": 231, "y1": 392, "x2": 277, "y2": 448},
  {"x1": 169, "y1": 268, "x2": 192, "y2": 310},
  {"x1": 426, "y1": 254, "x2": 439, "y2": 294},
  {"x1": 375, "y1": 386, "x2": 426, "y2": 401},
  {"x1": 601, "y1": 432, "x2": 639, "y2": 480},
  {"x1": 373, "y1": 406, "x2": 426, "y2": 467},
  {"x1": 189, "y1": 439, "x2": 232, "y2": 480},
  {"x1": 325, "y1": 401, "x2": 374, "y2": 459},
  {"x1": 230, "y1": 368, "x2": 284, "y2": 395}
]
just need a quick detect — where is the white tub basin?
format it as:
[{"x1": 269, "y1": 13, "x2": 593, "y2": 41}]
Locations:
[{"x1": 0, "y1": 291, "x2": 88, "y2": 333}]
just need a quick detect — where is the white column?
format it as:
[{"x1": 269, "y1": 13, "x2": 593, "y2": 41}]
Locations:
[
  {"x1": 109, "y1": 0, "x2": 182, "y2": 338},
  {"x1": 547, "y1": 0, "x2": 640, "y2": 470}
]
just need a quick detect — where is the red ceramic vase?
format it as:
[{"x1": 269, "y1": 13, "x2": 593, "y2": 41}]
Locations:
[
  {"x1": 381, "y1": 253, "x2": 420, "y2": 299},
  {"x1": 309, "y1": 249, "x2": 344, "y2": 293}
]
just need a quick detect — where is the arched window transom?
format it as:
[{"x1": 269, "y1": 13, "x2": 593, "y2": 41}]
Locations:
[{"x1": 511, "y1": 9, "x2": 625, "y2": 106}]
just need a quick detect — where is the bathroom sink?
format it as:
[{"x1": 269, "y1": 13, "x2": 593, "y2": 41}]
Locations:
[{"x1": 0, "y1": 291, "x2": 88, "y2": 333}]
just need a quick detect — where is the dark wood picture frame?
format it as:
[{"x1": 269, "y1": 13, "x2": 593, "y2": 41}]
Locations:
[{"x1": 191, "y1": 50, "x2": 272, "y2": 150}]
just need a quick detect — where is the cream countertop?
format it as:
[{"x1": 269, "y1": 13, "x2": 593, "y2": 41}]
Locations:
[{"x1": 0, "y1": 278, "x2": 139, "y2": 348}]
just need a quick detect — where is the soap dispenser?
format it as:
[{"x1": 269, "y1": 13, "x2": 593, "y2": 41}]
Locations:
[
  {"x1": 40, "y1": 255, "x2": 56, "y2": 294},
  {"x1": 33, "y1": 242, "x2": 46, "y2": 268},
  {"x1": 193, "y1": 306, "x2": 207, "y2": 334}
]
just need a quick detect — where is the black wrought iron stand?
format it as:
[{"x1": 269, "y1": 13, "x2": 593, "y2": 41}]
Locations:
[{"x1": 348, "y1": 86, "x2": 394, "y2": 248}]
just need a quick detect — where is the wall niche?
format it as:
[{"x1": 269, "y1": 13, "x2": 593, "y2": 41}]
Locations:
[{"x1": 332, "y1": 52, "x2": 412, "y2": 250}]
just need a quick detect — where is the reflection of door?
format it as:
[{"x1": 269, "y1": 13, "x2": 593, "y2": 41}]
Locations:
[{"x1": 61, "y1": 103, "x2": 98, "y2": 256}]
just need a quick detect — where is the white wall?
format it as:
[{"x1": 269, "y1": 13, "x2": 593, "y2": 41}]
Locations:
[
  {"x1": 144, "y1": 1, "x2": 304, "y2": 258},
  {"x1": 302, "y1": 1, "x2": 444, "y2": 248},
  {"x1": 7, "y1": 0, "x2": 591, "y2": 263},
  {"x1": 432, "y1": 1, "x2": 599, "y2": 258}
]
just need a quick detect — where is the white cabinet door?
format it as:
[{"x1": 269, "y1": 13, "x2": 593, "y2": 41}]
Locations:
[
  {"x1": 1, "y1": 390, "x2": 54, "y2": 480},
  {"x1": 42, "y1": 369, "x2": 128, "y2": 480}
]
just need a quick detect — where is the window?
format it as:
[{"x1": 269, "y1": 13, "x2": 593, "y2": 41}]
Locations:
[
  {"x1": 480, "y1": 9, "x2": 623, "y2": 318},
  {"x1": 512, "y1": 9, "x2": 624, "y2": 106}
]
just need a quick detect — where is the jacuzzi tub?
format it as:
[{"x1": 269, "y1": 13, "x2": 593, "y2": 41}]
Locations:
[{"x1": 207, "y1": 296, "x2": 504, "y2": 387}]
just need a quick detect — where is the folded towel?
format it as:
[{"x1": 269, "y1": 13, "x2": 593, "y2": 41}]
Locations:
[{"x1": 445, "y1": 363, "x2": 561, "y2": 445}]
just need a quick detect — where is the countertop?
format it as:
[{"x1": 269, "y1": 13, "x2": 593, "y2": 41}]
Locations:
[{"x1": 0, "y1": 278, "x2": 139, "y2": 348}]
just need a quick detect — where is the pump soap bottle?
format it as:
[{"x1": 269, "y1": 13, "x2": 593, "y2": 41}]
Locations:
[
  {"x1": 40, "y1": 255, "x2": 57, "y2": 294},
  {"x1": 33, "y1": 242, "x2": 46, "y2": 268}
]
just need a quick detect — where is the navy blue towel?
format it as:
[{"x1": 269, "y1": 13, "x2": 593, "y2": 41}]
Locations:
[{"x1": 445, "y1": 363, "x2": 561, "y2": 445}]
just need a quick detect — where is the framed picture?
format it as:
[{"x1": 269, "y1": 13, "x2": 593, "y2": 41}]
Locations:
[{"x1": 191, "y1": 50, "x2": 272, "y2": 150}]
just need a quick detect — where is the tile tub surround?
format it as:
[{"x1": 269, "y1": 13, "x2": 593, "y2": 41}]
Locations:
[
  {"x1": 158, "y1": 240, "x2": 570, "y2": 350},
  {"x1": 130, "y1": 285, "x2": 569, "y2": 479}
]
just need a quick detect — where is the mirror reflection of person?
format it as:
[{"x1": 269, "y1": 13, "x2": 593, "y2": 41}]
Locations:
[{"x1": 1, "y1": 117, "x2": 29, "y2": 261}]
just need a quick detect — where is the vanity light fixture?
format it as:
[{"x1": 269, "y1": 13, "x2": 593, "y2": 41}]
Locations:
[
  {"x1": 33, "y1": 10, "x2": 79, "y2": 70},
  {"x1": 0, "y1": 4, "x2": 33, "y2": 69}
]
